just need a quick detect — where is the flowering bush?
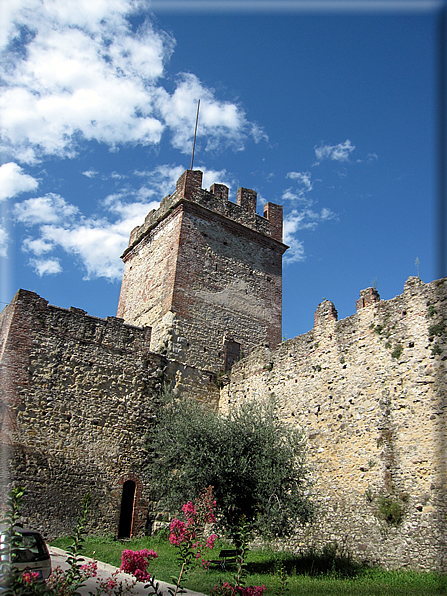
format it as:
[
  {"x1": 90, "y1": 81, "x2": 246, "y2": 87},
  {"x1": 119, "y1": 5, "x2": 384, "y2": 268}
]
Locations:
[
  {"x1": 120, "y1": 548, "x2": 157, "y2": 582},
  {"x1": 168, "y1": 486, "x2": 217, "y2": 596},
  {"x1": 46, "y1": 559, "x2": 98, "y2": 595},
  {"x1": 94, "y1": 569, "x2": 138, "y2": 596},
  {"x1": 80, "y1": 559, "x2": 98, "y2": 578}
]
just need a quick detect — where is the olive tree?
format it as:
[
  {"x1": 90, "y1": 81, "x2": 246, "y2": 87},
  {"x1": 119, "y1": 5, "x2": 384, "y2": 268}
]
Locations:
[{"x1": 148, "y1": 393, "x2": 312, "y2": 540}]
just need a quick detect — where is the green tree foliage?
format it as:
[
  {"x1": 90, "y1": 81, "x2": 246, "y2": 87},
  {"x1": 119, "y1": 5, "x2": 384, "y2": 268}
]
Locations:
[{"x1": 149, "y1": 394, "x2": 312, "y2": 540}]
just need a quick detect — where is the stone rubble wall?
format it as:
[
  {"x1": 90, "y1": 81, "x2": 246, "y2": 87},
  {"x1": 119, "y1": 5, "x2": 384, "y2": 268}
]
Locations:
[
  {"x1": 0, "y1": 290, "x2": 218, "y2": 539},
  {"x1": 220, "y1": 276, "x2": 447, "y2": 572}
]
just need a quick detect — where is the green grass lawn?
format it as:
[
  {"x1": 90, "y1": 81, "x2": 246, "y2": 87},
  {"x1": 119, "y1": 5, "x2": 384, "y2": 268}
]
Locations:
[{"x1": 50, "y1": 534, "x2": 447, "y2": 596}]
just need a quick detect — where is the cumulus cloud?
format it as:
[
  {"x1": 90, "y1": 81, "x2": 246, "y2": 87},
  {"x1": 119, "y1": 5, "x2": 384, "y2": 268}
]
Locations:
[
  {"x1": 23, "y1": 237, "x2": 54, "y2": 256},
  {"x1": 282, "y1": 171, "x2": 315, "y2": 204},
  {"x1": 14, "y1": 162, "x2": 205, "y2": 279},
  {"x1": 286, "y1": 170, "x2": 313, "y2": 190},
  {"x1": 283, "y1": 213, "x2": 305, "y2": 264},
  {"x1": 282, "y1": 204, "x2": 336, "y2": 265},
  {"x1": 14, "y1": 194, "x2": 79, "y2": 224},
  {"x1": 29, "y1": 257, "x2": 62, "y2": 276},
  {"x1": 16, "y1": 198, "x2": 158, "y2": 279},
  {"x1": 82, "y1": 169, "x2": 99, "y2": 178},
  {"x1": 0, "y1": 1, "x2": 262, "y2": 163},
  {"x1": 314, "y1": 140, "x2": 355, "y2": 164},
  {"x1": 0, "y1": 162, "x2": 38, "y2": 201},
  {"x1": 155, "y1": 73, "x2": 261, "y2": 154}
]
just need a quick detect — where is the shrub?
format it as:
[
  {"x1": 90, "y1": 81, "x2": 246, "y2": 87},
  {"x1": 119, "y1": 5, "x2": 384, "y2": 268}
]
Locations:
[
  {"x1": 428, "y1": 322, "x2": 445, "y2": 337},
  {"x1": 377, "y1": 497, "x2": 404, "y2": 526},
  {"x1": 149, "y1": 393, "x2": 312, "y2": 541},
  {"x1": 391, "y1": 344, "x2": 403, "y2": 360}
]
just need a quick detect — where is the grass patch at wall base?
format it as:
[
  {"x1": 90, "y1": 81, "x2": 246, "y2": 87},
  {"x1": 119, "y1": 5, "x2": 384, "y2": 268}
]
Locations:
[{"x1": 50, "y1": 535, "x2": 447, "y2": 595}]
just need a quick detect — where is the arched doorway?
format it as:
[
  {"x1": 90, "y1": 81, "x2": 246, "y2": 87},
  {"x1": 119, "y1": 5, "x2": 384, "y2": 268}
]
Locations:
[{"x1": 118, "y1": 480, "x2": 136, "y2": 538}]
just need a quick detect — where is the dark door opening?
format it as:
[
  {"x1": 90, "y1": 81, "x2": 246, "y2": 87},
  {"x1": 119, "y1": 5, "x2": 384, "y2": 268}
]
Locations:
[{"x1": 118, "y1": 480, "x2": 136, "y2": 538}]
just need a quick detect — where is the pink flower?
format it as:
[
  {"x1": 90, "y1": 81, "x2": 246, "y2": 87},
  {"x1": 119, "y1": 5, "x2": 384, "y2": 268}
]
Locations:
[
  {"x1": 134, "y1": 568, "x2": 151, "y2": 582},
  {"x1": 22, "y1": 571, "x2": 40, "y2": 584},
  {"x1": 201, "y1": 558, "x2": 210, "y2": 569},
  {"x1": 80, "y1": 559, "x2": 98, "y2": 578},
  {"x1": 182, "y1": 501, "x2": 197, "y2": 518},
  {"x1": 169, "y1": 518, "x2": 193, "y2": 545},
  {"x1": 206, "y1": 534, "x2": 217, "y2": 549},
  {"x1": 120, "y1": 548, "x2": 157, "y2": 581}
]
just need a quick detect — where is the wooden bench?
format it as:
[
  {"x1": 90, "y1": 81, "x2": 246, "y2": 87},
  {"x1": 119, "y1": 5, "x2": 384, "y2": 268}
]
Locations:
[{"x1": 210, "y1": 549, "x2": 240, "y2": 571}]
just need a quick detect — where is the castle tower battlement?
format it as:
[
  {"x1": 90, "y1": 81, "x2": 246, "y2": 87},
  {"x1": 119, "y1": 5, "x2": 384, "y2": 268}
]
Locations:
[
  {"x1": 117, "y1": 169, "x2": 288, "y2": 373},
  {"x1": 124, "y1": 170, "x2": 284, "y2": 257}
]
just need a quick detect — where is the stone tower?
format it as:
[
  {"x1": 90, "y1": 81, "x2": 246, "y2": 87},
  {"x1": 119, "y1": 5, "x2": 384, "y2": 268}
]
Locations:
[{"x1": 117, "y1": 169, "x2": 287, "y2": 372}]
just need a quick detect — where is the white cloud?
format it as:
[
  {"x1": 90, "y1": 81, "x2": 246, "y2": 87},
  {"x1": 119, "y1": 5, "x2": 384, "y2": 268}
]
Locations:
[
  {"x1": 155, "y1": 73, "x2": 260, "y2": 154},
  {"x1": 14, "y1": 163, "x2": 197, "y2": 280},
  {"x1": 286, "y1": 170, "x2": 313, "y2": 190},
  {"x1": 36, "y1": 223, "x2": 128, "y2": 280},
  {"x1": 314, "y1": 140, "x2": 355, "y2": 163},
  {"x1": 23, "y1": 237, "x2": 54, "y2": 256},
  {"x1": 0, "y1": 227, "x2": 8, "y2": 257},
  {"x1": 283, "y1": 215, "x2": 305, "y2": 263},
  {"x1": 320, "y1": 207, "x2": 335, "y2": 220},
  {"x1": 14, "y1": 194, "x2": 79, "y2": 224},
  {"x1": 0, "y1": 1, "x2": 261, "y2": 164},
  {"x1": 29, "y1": 257, "x2": 62, "y2": 276},
  {"x1": 202, "y1": 168, "x2": 233, "y2": 191},
  {"x1": 82, "y1": 169, "x2": 99, "y2": 178},
  {"x1": 0, "y1": 162, "x2": 38, "y2": 201}
]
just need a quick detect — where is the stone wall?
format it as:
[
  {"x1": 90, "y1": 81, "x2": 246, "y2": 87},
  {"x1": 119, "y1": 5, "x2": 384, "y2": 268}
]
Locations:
[
  {"x1": 118, "y1": 169, "x2": 287, "y2": 373},
  {"x1": 220, "y1": 277, "x2": 447, "y2": 572},
  {"x1": 0, "y1": 289, "x2": 218, "y2": 539}
]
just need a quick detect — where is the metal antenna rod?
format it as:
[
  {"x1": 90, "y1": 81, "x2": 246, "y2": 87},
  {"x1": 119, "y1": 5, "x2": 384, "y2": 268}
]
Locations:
[{"x1": 190, "y1": 99, "x2": 200, "y2": 170}]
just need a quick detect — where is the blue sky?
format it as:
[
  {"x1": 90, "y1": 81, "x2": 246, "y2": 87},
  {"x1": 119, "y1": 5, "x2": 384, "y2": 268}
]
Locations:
[{"x1": 0, "y1": 0, "x2": 444, "y2": 339}]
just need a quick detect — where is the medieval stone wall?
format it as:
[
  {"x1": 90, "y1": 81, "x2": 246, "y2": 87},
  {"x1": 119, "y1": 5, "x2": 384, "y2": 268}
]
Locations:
[
  {"x1": 220, "y1": 276, "x2": 447, "y2": 572},
  {"x1": 2, "y1": 163, "x2": 445, "y2": 573},
  {"x1": 0, "y1": 289, "x2": 217, "y2": 539}
]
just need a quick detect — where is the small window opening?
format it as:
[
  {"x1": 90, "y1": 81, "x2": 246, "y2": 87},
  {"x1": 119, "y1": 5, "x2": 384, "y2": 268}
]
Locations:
[
  {"x1": 118, "y1": 480, "x2": 136, "y2": 538},
  {"x1": 223, "y1": 339, "x2": 241, "y2": 372}
]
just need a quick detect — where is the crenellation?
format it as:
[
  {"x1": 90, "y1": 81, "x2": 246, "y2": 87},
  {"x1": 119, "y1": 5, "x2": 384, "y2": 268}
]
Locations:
[
  {"x1": 263, "y1": 202, "x2": 284, "y2": 242},
  {"x1": 209, "y1": 182, "x2": 229, "y2": 201},
  {"x1": 123, "y1": 170, "x2": 284, "y2": 260},
  {"x1": 237, "y1": 187, "x2": 257, "y2": 213},
  {"x1": 357, "y1": 286, "x2": 380, "y2": 310}
]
